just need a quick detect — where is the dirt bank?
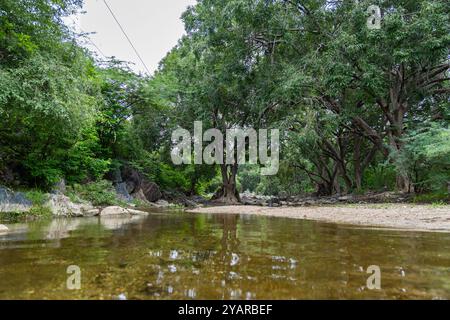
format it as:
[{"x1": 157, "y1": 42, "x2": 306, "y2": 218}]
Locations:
[{"x1": 188, "y1": 204, "x2": 450, "y2": 232}]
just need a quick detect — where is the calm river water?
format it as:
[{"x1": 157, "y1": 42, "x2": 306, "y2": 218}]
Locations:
[{"x1": 1, "y1": 211, "x2": 450, "y2": 299}]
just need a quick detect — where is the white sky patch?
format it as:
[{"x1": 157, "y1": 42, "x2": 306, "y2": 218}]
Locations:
[{"x1": 65, "y1": 0, "x2": 197, "y2": 75}]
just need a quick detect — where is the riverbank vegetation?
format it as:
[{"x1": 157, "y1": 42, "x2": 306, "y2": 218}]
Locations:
[{"x1": 1, "y1": 0, "x2": 449, "y2": 206}]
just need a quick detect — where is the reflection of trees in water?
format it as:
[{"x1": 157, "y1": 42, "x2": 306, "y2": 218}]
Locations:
[
  {"x1": 216, "y1": 214, "x2": 242, "y2": 298},
  {"x1": 219, "y1": 214, "x2": 240, "y2": 260}
]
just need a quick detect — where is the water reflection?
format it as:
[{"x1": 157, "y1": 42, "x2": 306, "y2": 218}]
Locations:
[{"x1": 1, "y1": 211, "x2": 450, "y2": 300}]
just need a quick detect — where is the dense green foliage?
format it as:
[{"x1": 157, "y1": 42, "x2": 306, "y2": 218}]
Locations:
[
  {"x1": 0, "y1": 0, "x2": 449, "y2": 202},
  {"x1": 156, "y1": 0, "x2": 449, "y2": 199}
]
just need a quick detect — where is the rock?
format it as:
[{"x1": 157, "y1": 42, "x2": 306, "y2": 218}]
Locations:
[
  {"x1": 46, "y1": 194, "x2": 94, "y2": 217},
  {"x1": 107, "y1": 168, "x2": 123, "y2": 184},
  {"x1": 115, "y1": 182, "x2": 133, "y2": 203},
  {"x1": 140, "y1": 181, "x2": 162, "y2": 203},
  {"x1": 278, "y1": 191, "x2": 289, "y2": 201},
  {"x1": 122, "y1": 166, "x2": 162, "y2": 202},
  {"x1": 100, "y1": 206, "x2": 148, "y2": 216},
  {"x1": 125, "y1": 181, "x2": 136, "y2": 194},
  {"x1": 0, "y1": 186, "x2": 32, "y2": 213},
  {"x1": 126, "y1": 208, "x2": 149, "y2": 216},
  {"x1": 51, "y1": 178, "x2": 66, "y2": 195},
  {"x1": 85, "y1": 209, "x2": 100, "y2": 217},
  {"x1": 131, "y1": 189, "x2": 148, "y2": 203},
  {"x1": 151, "y1": 200, "x2": 170, "y2": 208},
  {"x1": 0, "y1": 224, "x2": 9, "y2": 233},
  {"x1": 100, "y1": 206, "x2": 130, "y2": 216},
  {"x1": 121, "y1": 166, "x2": 141, "y2": 192},
  {"x1": 161, "y1": 190, "x2": 197, "y2": 207},
  {"x1": 184, "y1": 200, "x2": 198, "y2": 208},
  {"x1": 190, "y1": 195, "x2": 209, "y2": 205}
]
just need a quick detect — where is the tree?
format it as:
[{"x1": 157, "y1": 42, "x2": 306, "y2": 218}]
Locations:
[
  {"x1": 156, "y1": 0, "x2": 287, "y2": 203},
  {"x1": 273, "y1": 0, "x2": 449, "y2": 194}
]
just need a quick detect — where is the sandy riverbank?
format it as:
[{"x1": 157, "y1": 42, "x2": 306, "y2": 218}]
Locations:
[{"x1": 187, "y1": 204, "x2": 450, "y2": 232}]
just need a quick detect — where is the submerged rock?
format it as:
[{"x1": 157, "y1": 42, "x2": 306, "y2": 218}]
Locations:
[{"x1": 0, "y1": 186, "x2": 32, "y2": 213}]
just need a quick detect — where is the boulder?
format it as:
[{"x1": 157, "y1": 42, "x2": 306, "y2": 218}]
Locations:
[
  {"x1": 338, "y1": 195, "x2": 354, "y2": 202},
  {"x1": 184, "y1": 199, "x2": 199, "y2": 208},
  {"x1": 51, "y1": 178, "x2": 66, "y2": 195},
  {"x1": 153, "y1": 200, "x2": 170, "y2": 208},
  {"x1": 45, "y1": 194, "x2": 94, "y2": 217},
  {"x1": 107, "y1": 168, "x2": 123, "y2": 184},
  {"x1": 121, "y1": 166, "x2": 162, "y2": 202},
  {"x1": 131, "y1": 189, "x2": 150, "y2": 203},
  {"x1": 278, "y1": 191, "x2": 289, "y2": 201},
  {"x1": 115, "y1": 182, "x2": 133, "y2": 203},
  {"x1": 100, "y1": 206, "x2": 149, "y2": 216},
  {"x1": 121, "y1": 166, "x2": 141, "y2": 191},
  {"x1": 85, "y1": 209, "x2": 101, "y2": 217},
  {"x1": 0, "y1": 186, "x2": 32, "y2": 213},
  {"x1": 100, "y1": 206, "x2": 130, "y2": 216},
  {"x1": 0, "y1": 224, "x2": 9, "y2": 233},
  {"x1": 190, "y1": 195, "x2": 209, "y2": 205},
  {"x1": 141, "y1": 181, "x2": 162, "y2": 203},
  {"x1": 126, "y1": 208, "x2": 149, "y2": 216}
]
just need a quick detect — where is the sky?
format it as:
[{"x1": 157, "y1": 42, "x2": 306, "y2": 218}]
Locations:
[{"x1": 66, "y1": 0, "x2": 197, "y2": 75}]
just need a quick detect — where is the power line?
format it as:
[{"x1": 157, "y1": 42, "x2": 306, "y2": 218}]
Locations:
[
  {"x1": 80, "y1": 29, "x2": 107, "y2": 59},
  {"x1": 102, "y1": 0, "x2": 151, "y2": 75}
]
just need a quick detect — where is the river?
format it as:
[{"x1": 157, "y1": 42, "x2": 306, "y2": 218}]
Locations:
[{"x1": 1, "y1": 210, "x2": 450, "y2": 299}]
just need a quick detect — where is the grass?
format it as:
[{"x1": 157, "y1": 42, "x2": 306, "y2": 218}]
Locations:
[
  {"x1": 0, "y1": 189, "x2": 52, "y2": 223},
  {"x1": 431, "y1": 201, "x2": 448, "y2": 208},
  {"x1": 24, "y1": 190, "x2": 48, "y2": 206},
  {"x1": 0, "y1": 206, "x2": 52, "y2": 223},
  {"x1": 413, "y1": 192, "x2": 449, "y2": 204}
]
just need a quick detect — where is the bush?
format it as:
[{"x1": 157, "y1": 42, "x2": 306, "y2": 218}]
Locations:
[
  {"x1": 363, "y1": 164, "x2": 397, "y2": 192},
  {"x1": 67, "y1": 180, "x2": 121, "y2": 206},
  {"x1": 25, "y1": 190, "x2": 49, "y2": 206}
]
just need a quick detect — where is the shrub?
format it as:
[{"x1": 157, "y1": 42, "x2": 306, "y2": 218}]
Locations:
[{"x1": 68, "y1": 180, "x2": 121, "y2": 206}]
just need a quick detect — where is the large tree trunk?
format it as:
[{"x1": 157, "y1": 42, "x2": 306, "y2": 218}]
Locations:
[
  {"x1": 396, "y1": 174, "x2": 412, "y2": 193},
  {"x1": 212, "y1": 164, "x2": 240, "y2": 204}
]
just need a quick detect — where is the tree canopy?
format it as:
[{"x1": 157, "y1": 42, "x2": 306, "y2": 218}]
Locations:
[{"x1": 0, "y1": 0, "x2": 448, "y2": 203}]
